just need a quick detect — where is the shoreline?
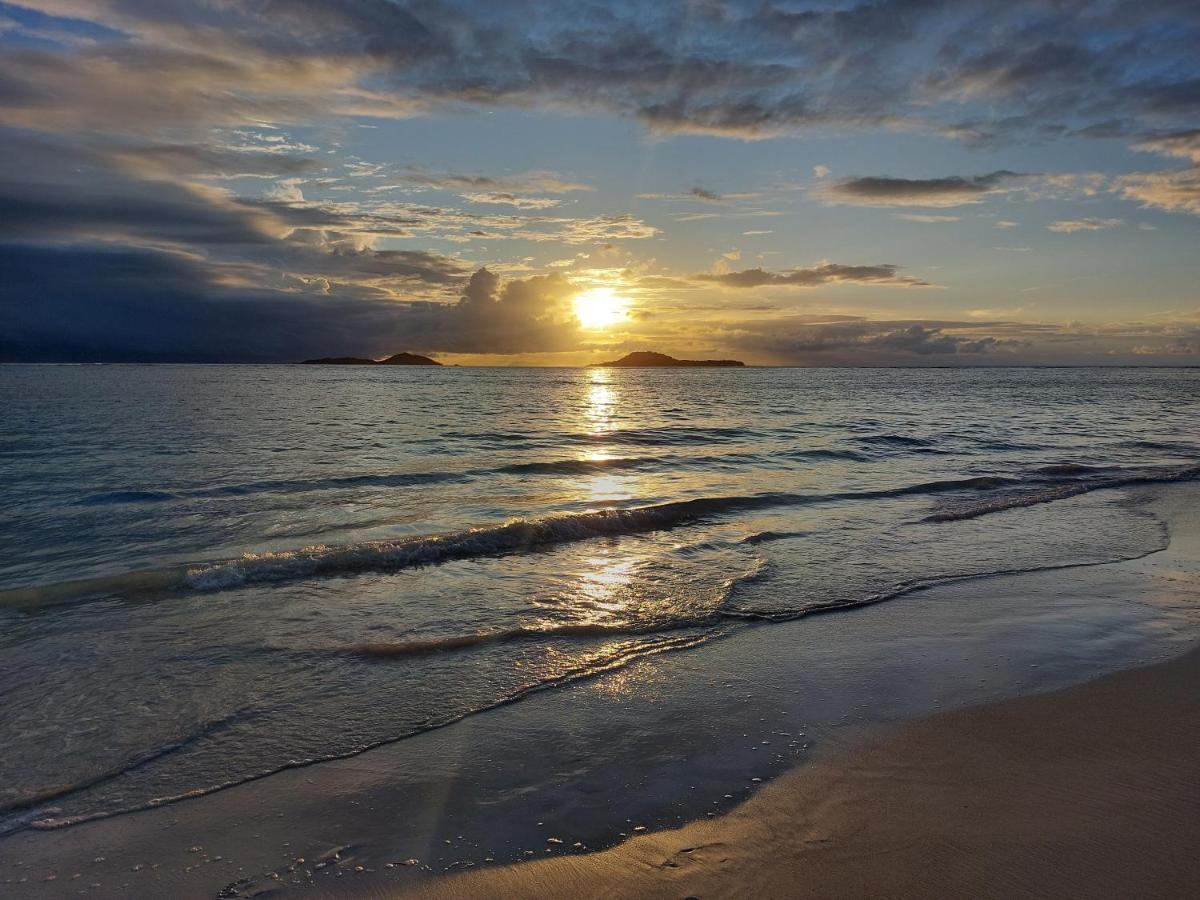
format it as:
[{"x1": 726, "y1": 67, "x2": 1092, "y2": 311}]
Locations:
[
  {"x1": 411, "y1": 484, "x2": 1200, "y2": 899},
  {"x1": 413, "y1": 645, "x2": 1200, "y2": 899},
  {"x1": 2, "y1": 484, "x2": 1198, "y2": 897}
]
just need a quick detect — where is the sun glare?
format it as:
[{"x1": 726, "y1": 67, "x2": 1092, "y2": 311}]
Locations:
[{"x1": 573, "y1": 287, "x2": 629, "y2": 329}]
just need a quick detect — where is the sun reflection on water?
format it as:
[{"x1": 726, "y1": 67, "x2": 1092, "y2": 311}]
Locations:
[
  {"x1": 576, "y1": 370, "x2": 639, "y2": 503},
  {"x1": 584, "y1": 374, "x2": 617, "y2": 435},
  {"x1": 577, "y1": 555, "x2": 636, "y2": 612}
]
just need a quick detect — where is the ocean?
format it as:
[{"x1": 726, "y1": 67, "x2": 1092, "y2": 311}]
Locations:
[{"x1": 1, "y1": 364, "x2": 1198, "y2": 836}]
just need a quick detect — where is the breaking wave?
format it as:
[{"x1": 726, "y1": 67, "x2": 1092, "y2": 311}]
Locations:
[{"x1": 8, "y1": 462, "x2": 1197, "y2": 608}]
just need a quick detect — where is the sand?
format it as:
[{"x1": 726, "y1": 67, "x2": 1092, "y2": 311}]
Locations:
[{"x1": 409, "y1": 646, "x2": 1200, "y2": 900}]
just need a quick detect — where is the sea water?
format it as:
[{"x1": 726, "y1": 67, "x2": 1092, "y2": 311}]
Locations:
[{"x1": 1, "y1": 364, "x2": 1197, "y2": 832}]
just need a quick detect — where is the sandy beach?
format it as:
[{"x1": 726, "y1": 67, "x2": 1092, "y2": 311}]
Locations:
[
  {"x1": 413, "y1": 645, "x2": 1200, "y2": 900},
  {"x1": 0, "y1": 483, "x2": 1196, "y2": 898}
]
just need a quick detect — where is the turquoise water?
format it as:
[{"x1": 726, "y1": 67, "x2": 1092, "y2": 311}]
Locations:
[{"x1": 1, "y1": 365, "x2": 1197, "y2": 832}]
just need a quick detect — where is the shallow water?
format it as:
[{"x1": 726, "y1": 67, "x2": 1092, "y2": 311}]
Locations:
[{"x1": 1, "y1": 365, "x2": 1198, "y2": 832}]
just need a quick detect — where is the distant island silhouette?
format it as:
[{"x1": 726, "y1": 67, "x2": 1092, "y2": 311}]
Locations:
[
  {"x1": 593, "y1": 351, "x2": 745, "y2": 367},
  {"x1": 301, "y1": 353, "x2": 442, "y2": 366}
]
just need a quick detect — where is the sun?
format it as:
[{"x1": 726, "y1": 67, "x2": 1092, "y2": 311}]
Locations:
[{"x1": 573, "y1": 287, "x2": 630, "y2": 329}]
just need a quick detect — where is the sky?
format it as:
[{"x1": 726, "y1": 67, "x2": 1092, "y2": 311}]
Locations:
[{"x1": 0, "y1": 0, "x2": 1198, "y2": 365}]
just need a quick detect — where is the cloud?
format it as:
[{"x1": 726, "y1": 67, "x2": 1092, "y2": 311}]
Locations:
[
  {"x1": 893, "y1": 213, "x2": 961, "y2": 223},
  {"x1": 1115, "y1": 169, "x2": 1200, "y2": 214},
  {"x1": 719, "y1": 317, "x2": 1024, "y2": 362},
  {"x1": 823, "y1": 171, "x2": 1027, "y2": 207},
  {"x1": 637, "y1": 188, "x2": 764, "y2": 204},
  {"x1": 0, "y1": 246, "x2": 581, "y2": 361},
  {"x1": 708, "y1": 311, "x2": 1200, "y2": 365},
  {"x1": 553, "y1": 215, "x2": 660, "y2": 244},
  {"x1": 2, "y1": 1, "x2": 1196, "y2": 144},
  {"x1": 691, "y1": 264, "x2": 935, "y2": 289},
  {"x1": 1132, "y1": 333, "x2": 1200, "y2": 355},
  {"x1": 376, "y1": 168, "x2": 592, "y2": 196},
  {"x1": 1046, "y1": 217, "x2": 1124, "y2": 232},
  {"x1": 0, "y1": 243, "x2": 433, "y2": 362},
  {"x1": 460, "y1": 192, "x2": 561, "y2": 209},
  {"x1": 869, "y1": 324, "x2": 1000, "y2": 355},
  {"x1": 111, "y1": 143, "x2": 323, "y2": 180},
  {"x1": 429, "y1": 266, "x2": 580, "y2": 353},
  {"x1": 1132, "y1": 130, "x2": 1200, "y2": 165}
]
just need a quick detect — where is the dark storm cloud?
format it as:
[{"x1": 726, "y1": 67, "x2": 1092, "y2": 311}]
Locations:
[
  {"x1": 823, "y1": 171, "x2": 1027, "y2": 207},
  {"x1": 0, "y1": 244, "x2": 414, "y2": 362},
  {"x1": 0, "y1": 245, "x2": 579, "y2": 361},
  {"x1": 692, "y1": 264, "x2": 935, "y2": 289}
]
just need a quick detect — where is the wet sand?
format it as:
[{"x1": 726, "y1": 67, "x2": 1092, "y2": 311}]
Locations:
[{"x1": 409, "y1": 645, "x2": 1200, "y2": 900}]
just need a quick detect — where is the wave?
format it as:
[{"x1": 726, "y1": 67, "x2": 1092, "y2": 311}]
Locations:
[
  {"x1": 181, "y1": 496, "x2": 789, "y2": 592},
  {"x1": 12, "y1": 463, "x2": 1197, "y2": 607},
  {"x1": 2, "y1": 497, "x2": 780, "y2": 606},
  {"x1": 0, "y1": 568, "x2": 189, "y2": 609},
  {"x1": 344, "y1": 557, "x2": 771, "y2": 659},
  {"x1": 924, "y1": 464, "x2": 1200, "y2": 523},
  {"x1": 856, "y1": 434, "x2": 932, "y2": 447},
  {"x1": 777, "y1": 448, "x2": 868, "y2": 462},
  {"x1": 1032, "y1": 463, "x2": 1105, "y2": 477},
  {"x1": 494, "y1": 455, "x2": 660, "y2": 476},
  {"x1": 0, "y1": 707, "x2": 255, "y2": 831},
  {"x1": 739, "y1": 530, "x2": 809, "y2": 545},
  {"x1": 179, "y1": 465, "x2": 1190, "y2": 591},
  {"x1": 346, "y1": 620, "x2": 715, "y2": 659},
  {"x1": 723, "y1": 539, "x2": 1171, "y2": 625}
]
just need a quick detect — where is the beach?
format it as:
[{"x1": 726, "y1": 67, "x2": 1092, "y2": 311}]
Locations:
[
  {"x1": 414, "y1": 645, "x2": 1200, "y2": 900},
  {"x1": 2, "y1": 480, "x2": 1198, "y2": 897}
]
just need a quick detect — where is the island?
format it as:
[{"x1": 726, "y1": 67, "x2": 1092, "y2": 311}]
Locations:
[
  {"x1": 300, "y1": 352, "x2": 442, "y2": 366},
  {"x1": 592, "y1": 351, "x2": 745, "y2": 367}
]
